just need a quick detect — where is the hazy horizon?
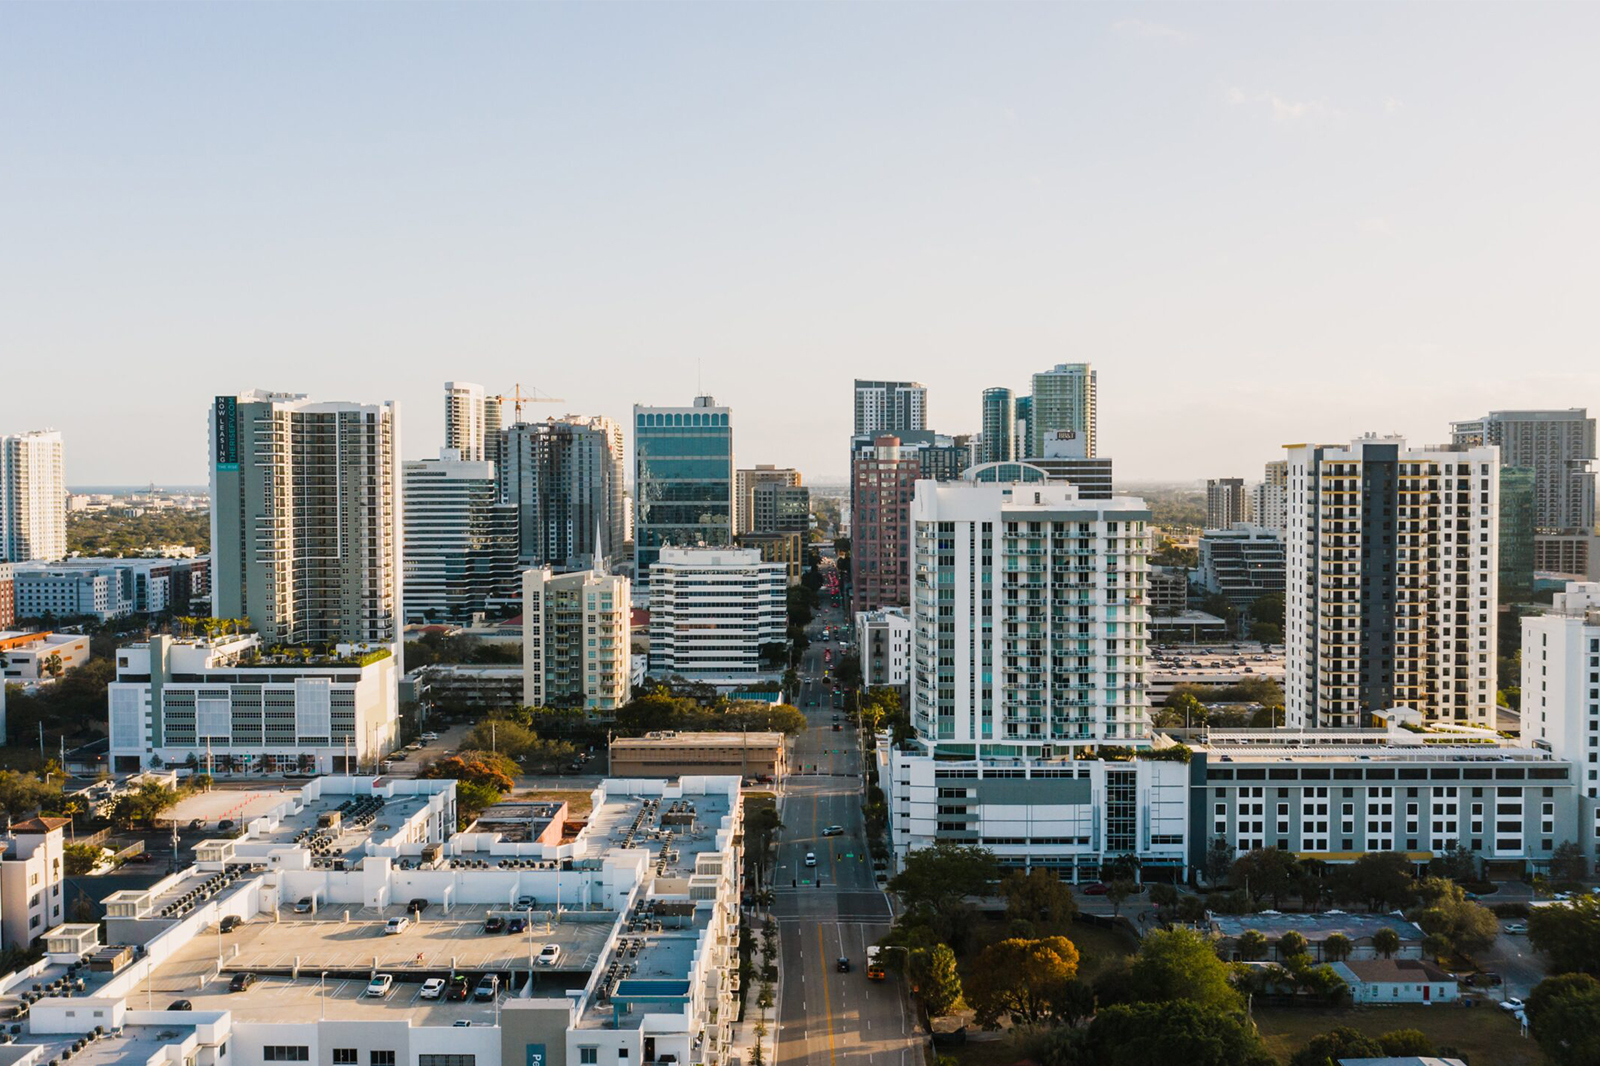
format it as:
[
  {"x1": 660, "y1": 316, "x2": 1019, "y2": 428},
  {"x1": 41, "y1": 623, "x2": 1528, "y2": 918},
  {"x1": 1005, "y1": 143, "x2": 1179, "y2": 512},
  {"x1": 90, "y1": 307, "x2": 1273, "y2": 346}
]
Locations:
[{"x1": 5, "y1": 3, "x2": 1598, "y2": 485}]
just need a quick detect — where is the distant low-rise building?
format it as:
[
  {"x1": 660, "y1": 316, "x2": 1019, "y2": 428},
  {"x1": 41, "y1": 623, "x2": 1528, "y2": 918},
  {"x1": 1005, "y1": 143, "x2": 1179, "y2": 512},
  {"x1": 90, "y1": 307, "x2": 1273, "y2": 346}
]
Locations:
[
  {"x1": 1148, "y1": 566, "x2": 1189, "y2": 615},
  {"x1": 10, "y1": 555, "x2": 209, "y2": 621},
  {"x1": 738, "y1": 530, "x2": 805, "y2": 586},
  {"x1": 0, "y1": 630, "x2": 91, "y2": 683},
  {"x1": 609, "y1": 731, "x2": 786, "y2": 781},
  {"x1": 1211, "y1": 912, "x2": 1425, "y2": 962},
  {"x1": 404, "y1": 663, "x2": 524, "y2": 714},
  {"x1": 1198, "y1": 524, "x2": 1285, "y2": 611},
  {"x1": 1332, "y1": 958, "x2": 1460, "y2": 1005}
]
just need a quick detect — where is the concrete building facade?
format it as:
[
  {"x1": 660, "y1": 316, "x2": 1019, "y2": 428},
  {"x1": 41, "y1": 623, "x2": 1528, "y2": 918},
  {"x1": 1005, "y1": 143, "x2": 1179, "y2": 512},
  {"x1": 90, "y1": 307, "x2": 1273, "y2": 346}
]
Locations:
[
  {"x1": 1206, "y1": 477, "x2": 1248, "y2": 530},
  {"x1": 735, "y1": 465, "x2": 802, "y2": 535},
  {"x1": 1028, "y1": 363, "x2": 1097, "y2": 459},
  {"x1": 1523, "y1": 581, "x2": 1600, "y2": 862},
  {"x1": 855, "y1": 606, "x2": 912, "y2": 690},
  {"x1": 850, "y1": 436, "x2": 920, "y2": 616},
  {"x1": 106, "y1": 633, "x2": 400, "y2": 775},
  {"x1": 0, "y1": 429, "x2": 66, "y2": 564},
  {"x1": 609, "y1": 731, "x2": 786, "y2": 780},
  {"x1": 853, "y1": 379, "x2": 927, "y2": 437},
  {"x1": 9, "y1": 556, "x2": 210, "y2": 621},
  {"x1": 401, "y1": 450, "x2": 519, "y2": 622},
  {"x1": 1454, "y1": 409, "x2": 1597, "y2": 579},
  {"x1": 1198, "y1": 524, "x2": 1286, "y2": 611},
  {"x1": 907, "y1": 476, "x2": 1152, "y2": 752},
  {"x1": 1285, "y1": 436, "x2": 1498, "y2": 729},
  {"x1": 521, "y1": 567, "x2": 631, "y2": 712},
  {"x1": 209, "y1": 392, "x2": 402, "y2": 650},
  {"x1": 500, "y1": 415, "x2": 627, "y2": 572},
  {"x1": 0, "y1": 817, "x2": 66, "y2": 950},
  {"x1": 647, "y1": 547, "x2": 785, "y2": 685}
]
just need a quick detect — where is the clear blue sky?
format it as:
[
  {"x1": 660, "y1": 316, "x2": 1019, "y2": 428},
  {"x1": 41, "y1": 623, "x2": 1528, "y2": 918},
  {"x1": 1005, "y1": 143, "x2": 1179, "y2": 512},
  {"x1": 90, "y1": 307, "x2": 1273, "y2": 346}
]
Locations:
[{"x1": 4, "y1": 3, "x2": 1598, "y2": 485}]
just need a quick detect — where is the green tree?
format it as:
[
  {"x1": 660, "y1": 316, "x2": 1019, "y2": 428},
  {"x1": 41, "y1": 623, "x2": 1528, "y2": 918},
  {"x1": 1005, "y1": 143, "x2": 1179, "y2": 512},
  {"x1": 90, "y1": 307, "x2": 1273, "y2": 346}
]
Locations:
[
  {"x1": 1106, "y1": 879, "x2": 1137, "y2": 918},
  {"x1": 1551, "y1": 840, "x2": 1589, "y2": 884},
  {"x1": 910, "y1": 944, "x2": 963, "y2": 1017},
  {"x1": 1413, "y1": 884, "x2": 1499, "y2": 960},
  {"x1": 1428, "y1": 841, "x2": 1479, "y2": 883},
  {"x1": 1235, "y1": 929, "x2": 1268, "y2": 962},
  {"x1": 1526, "y1": 973, "x2": 1600, "y2": 1066},
  {"x1": 63, "y1": 842, "x2": 101, "y2": 875},
  {"x1": 1375, "y1": 1030, "x2": 1435, "y2": 1056},
  {"x1": 1204, "y1": 837, "x2": 1234, "y2": 885},
  {"x1": 1127, "y1": 928, "x2": 1242, "y2": 1012},
  {"x1": 1529, "y1": 893, "x2": 1600, "y2": 976},
  {"x1": 1320, "y1": 933, "x2": 1352, "y2": 963},
  {"x1": 1155, "y1": 691, "x2": 1208, "y2": 729},
  {"x1": 966, "y1": 936, "x2": 1080, "y2": 1028},
  {"x1": 1277, "y1": 931, "x2": 1308, "y2": 961},
  {"x1": 1371, "y1": 927, "x2": 1401, "y2": 960},
  {"x1": 1084, "y1": 1001, "x2": 1272, "y2": 1066},
  {"x1": 1231, "y1": 847, "x2": 1298, "y2": 908},
  {"x1": 1002, "y1": 868, "x2": 1079, "y2": 935},
  {"x1": 0, "y1": 770, "x2": 63, "y2": 821},
  {"x1": 888, "y1": 842, "x2": 998, "y2": 950},
  {"x1": 1288, "y1": 1027, "x2": 1382, "y2": 1066},
  {"x1": 1334, "y1": 851, "x2": 1416, "y2": 912}
]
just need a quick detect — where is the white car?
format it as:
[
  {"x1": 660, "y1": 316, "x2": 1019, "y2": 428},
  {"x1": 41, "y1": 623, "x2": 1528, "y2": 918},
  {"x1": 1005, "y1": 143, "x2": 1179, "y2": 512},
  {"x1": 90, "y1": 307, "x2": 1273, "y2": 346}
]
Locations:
[
  {"x1": 1499, "y1": 997, "x2": 1525, "y2": 1012},
  {"x1": 421, "y1": 732, "x2": 440, "y2": 741},
  {"x1": 419, "y1": 978, "x2": 445, "y2": 999},
  {"x1": 537, "y1": 944, "x2": 562, "y2": 966},
  {"x1": 805, "y1": 852, "x2": 817, "y2": 867},
  {"x1": 1504, "y1": 922, "x2": 1528, "y2": 935},
  {"x1": 366, "y1": 974, "x2": 393, "y2": 997},
  {"x1": 385, "y1": 916, "x2": 410, "y2": 935}
]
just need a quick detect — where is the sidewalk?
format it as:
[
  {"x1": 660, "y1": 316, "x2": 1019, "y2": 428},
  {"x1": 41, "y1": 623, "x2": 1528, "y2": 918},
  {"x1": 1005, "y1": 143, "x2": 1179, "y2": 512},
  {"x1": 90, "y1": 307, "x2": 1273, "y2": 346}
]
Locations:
[{"x1": 726, "y1": 904, "x2": 778, "y2": 1066}]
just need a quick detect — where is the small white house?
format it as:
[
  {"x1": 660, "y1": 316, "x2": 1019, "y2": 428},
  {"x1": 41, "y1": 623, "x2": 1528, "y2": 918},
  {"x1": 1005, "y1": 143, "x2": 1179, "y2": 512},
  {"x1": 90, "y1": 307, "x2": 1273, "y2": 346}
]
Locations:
[{"x1": 1332, "y1": 958, "x2": 1460, "y2": 1005}]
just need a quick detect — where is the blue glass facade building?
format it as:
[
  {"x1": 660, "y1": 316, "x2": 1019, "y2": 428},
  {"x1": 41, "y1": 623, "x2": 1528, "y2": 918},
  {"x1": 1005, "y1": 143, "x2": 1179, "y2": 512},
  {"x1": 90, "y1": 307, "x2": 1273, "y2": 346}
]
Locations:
[{"x1": 633, "y1": 396, "x2": 734, "y2": 584}]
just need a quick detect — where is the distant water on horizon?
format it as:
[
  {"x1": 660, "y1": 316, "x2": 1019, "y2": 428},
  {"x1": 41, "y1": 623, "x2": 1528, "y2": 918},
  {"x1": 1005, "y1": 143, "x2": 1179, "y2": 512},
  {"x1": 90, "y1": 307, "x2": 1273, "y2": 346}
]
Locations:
[{"x1": 68, "y1": 485, "x2": 209, "y2": 495}]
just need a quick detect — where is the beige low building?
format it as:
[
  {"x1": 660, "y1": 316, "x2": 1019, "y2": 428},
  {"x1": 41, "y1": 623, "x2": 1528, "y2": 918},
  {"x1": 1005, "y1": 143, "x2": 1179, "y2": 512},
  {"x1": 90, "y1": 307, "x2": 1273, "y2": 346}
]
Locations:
[{"x1": 609, "y1": 730, "x2": 786, "y2": 781}]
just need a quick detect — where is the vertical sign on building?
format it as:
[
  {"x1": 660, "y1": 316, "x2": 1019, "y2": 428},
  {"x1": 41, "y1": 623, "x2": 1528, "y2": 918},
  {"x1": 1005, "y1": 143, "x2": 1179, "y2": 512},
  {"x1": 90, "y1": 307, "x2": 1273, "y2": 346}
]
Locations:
[
  {"x1": 525, "y1": 1046, "x2": 546, "y2": 1066},
  {"x1": 214, "y1": 395, "x2": 239, "y2": 471}
]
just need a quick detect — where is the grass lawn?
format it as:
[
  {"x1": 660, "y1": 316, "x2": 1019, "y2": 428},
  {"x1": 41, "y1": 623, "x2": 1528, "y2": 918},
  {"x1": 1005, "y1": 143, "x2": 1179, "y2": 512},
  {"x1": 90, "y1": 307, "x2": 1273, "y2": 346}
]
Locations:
[
  {"x1": 517, "y1": 788, "x2": 595, "y2": 818},
  {"x1": 1254, "y1": 1003, "x2": 1539, "y2": 1066}
]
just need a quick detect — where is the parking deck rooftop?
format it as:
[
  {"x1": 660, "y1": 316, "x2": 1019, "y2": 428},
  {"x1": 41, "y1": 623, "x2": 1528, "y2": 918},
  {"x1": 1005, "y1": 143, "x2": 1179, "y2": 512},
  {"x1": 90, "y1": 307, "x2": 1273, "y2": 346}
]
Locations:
[
  {"x1": 134, "y1": 905, "x2": 611, "y2": 1006},
  {"x1": 131, "y1": 908, "x2": 604, "y2": 1024}
]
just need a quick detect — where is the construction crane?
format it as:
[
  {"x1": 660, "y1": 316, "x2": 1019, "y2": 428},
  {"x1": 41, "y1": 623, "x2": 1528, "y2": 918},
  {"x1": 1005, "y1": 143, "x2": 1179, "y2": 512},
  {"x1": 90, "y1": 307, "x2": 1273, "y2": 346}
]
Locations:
[{"x1": 488, "y1": 384, "x2": 566, "y2": 421}]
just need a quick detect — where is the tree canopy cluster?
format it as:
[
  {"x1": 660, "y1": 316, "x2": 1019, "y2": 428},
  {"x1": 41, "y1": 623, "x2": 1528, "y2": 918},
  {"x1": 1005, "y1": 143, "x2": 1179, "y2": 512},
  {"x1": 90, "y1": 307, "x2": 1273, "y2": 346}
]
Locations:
[
  {"x1": 1526, "y1": 972, "x2": 1600, "y2": 1066},
  {"x1": 66, "y1": 509, "x2": 210, "y2": 556},
  {"x1": 1529, "y1": 893, "x2": 1600, "y2": 977},
  {"x1": 614, "y1": 694, "x2": 806, "y2": 737}
]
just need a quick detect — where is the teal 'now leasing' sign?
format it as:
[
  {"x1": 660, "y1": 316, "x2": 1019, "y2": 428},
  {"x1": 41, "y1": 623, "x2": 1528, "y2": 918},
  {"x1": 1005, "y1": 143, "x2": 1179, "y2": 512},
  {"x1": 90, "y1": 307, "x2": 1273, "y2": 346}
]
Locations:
[{"x1": 526, "y1": 1045, "x2": 546, "y2": 1066}]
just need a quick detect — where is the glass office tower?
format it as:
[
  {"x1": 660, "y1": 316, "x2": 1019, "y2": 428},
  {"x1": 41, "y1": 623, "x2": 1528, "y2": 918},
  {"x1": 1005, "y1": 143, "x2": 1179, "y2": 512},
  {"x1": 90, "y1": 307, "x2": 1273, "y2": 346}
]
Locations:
[{"x1": 633, "y1": 396, "x2": 734, "y2": 585}]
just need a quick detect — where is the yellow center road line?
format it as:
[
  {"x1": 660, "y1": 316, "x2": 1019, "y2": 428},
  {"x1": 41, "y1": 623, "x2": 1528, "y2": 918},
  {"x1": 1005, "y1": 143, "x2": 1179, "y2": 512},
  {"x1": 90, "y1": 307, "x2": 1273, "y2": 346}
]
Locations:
[{"x1": 816, "y1": 923, "x2": 838, "y2": 1066}]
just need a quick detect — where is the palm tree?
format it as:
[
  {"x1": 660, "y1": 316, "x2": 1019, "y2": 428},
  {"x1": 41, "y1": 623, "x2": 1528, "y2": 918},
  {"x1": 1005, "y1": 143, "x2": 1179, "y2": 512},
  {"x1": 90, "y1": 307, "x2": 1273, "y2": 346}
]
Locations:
[
  {"x1": 60, "y1": 799, "x2": 83, "y2": 841},
  {"x1": 1372, "y1": 927, "x2": 1401, "y2": 959}
]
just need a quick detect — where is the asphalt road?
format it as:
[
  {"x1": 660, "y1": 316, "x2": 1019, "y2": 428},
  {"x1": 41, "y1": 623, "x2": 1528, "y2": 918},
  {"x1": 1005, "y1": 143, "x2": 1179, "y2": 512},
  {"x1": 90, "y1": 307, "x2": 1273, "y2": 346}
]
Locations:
[{"x1": 773, "y1": 595, "x2": 922, "y2": 1066}]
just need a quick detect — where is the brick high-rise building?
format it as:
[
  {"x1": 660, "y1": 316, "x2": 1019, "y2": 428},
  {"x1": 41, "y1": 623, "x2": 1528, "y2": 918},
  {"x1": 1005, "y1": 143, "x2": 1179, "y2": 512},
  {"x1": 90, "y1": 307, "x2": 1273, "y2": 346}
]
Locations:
[{"x1": 851, "y1": 436, "x2": 921, "y2": 615}]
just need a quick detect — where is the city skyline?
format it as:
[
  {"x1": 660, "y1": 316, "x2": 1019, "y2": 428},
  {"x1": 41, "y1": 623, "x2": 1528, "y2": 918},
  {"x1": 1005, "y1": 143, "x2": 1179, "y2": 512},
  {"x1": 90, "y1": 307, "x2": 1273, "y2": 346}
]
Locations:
[{"x1": 6, "y1": 3, "x2": 1600, "y2": 485}]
